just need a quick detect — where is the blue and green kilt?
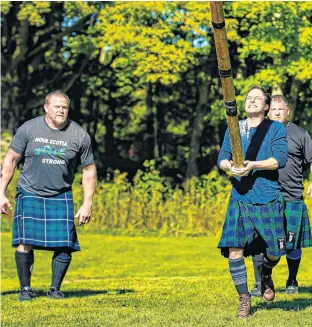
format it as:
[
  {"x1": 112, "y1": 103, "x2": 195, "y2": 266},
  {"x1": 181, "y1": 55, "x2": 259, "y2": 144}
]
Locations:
[
  {"x1": 12, "y1": 188, "x2": 80, "y2": 251},
  {"x1": 218, "y1": 195, "x2": 286, "y2": 258},
  {"x1": 284, "y1": 200, "x2": 312, "y2": 250}
]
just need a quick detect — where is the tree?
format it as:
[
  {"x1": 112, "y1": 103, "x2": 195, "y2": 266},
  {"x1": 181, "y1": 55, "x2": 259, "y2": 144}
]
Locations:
[
  {"x1": 2, "y1": 1, "x2": 311, "y2": 181},
  {"x1": 1, "y1": 1, "x2": 94, "y2": 131}
]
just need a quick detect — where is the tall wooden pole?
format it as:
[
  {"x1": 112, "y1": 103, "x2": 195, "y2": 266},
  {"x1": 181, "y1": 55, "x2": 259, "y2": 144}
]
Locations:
[{"x1": 210, "y1": 1, "x2": 244, "y2": 168}]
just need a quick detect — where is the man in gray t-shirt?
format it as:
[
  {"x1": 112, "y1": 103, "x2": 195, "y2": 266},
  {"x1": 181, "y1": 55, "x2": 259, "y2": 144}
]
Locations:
[
  {"x1": 251, "y1": 95, "x2": 312, "y2": 297},
  {"x1": 0, "y1": 90, "x2": 97, "y2": 301},
  {"x1": 10, "y1": 114, "x2": 94, "y2": 196}
]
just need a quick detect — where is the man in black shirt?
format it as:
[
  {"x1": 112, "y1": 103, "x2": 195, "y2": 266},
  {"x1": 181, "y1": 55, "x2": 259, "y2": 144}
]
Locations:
[{"x1": 251, "y1": 95, "x2": 312, "y2": 296}]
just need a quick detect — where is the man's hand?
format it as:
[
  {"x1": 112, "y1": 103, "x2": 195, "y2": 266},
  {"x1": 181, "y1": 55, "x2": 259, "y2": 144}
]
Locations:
[
  {"x1": 228, "y1": 160, "x2": 256, "y2": 177},
  {"x1": 220, "y1": 159, "x2": 255, "y2": 177},
  {"x1": 229, "y1": 166, "x2": 248, "y2": 177},
  {"x1": 0, "y1": 195, "x2": 12, "y2": 215},
  {"x1": 74, "y1": 202, "x2": 92, "y2": 226},
  {"x1": 242, "y1": 160, "x2": 256, "y2": 175},
  {"x1": 307, "y1": 182, "x2": 312, "y2": 199}
]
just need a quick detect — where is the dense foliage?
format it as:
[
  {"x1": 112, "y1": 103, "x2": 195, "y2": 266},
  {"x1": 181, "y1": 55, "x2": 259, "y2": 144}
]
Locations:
[{"x1": 2, "y1": 1, "x2": 312, "y2": 182}]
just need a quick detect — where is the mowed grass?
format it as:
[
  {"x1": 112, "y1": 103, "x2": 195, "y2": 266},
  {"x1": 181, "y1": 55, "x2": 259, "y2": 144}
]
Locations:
[{"x1": 1, "y1": 232, "x2": 312, "y2": 327}]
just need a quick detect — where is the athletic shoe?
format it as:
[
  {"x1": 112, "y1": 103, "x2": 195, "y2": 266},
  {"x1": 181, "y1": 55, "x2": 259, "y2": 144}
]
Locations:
[
  {"x1": 286, "y1": 279, "x2": 298, "y2": 294},
  {"x1": 47, "y1": 287, "x2": 64, "y2": 299},
  {"x1": 261, "y1": 274, "x2": 275, "y2": 302},
  {"x1": 250, "y1": 283, "x2": 262, "y2": 297},
  {"x1": 236, "y1": 294, "x2": 251, "y2": 318},
  {"x1": 19, "y1": 286, "x2": 36, "y2": 301}
]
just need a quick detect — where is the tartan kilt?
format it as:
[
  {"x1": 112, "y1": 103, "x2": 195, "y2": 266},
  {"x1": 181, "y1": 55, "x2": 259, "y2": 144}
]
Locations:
[
  {"x1": 218, "y1": 195, "x2": 286, "y2": 258},
  {"x1": 12, "y1": 188, "x2": 80, "y2": 251},
  {"x1": 285, "y1": 200, "x2": 312, "y2": 250}
]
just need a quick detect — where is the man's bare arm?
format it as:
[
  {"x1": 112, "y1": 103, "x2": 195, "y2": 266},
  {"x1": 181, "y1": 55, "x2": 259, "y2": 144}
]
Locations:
[
  {"x1": 249, "y1": 158, "x2": 279, "y2": 170},
  {"x1": 219, "y1": 159, "x2": 232, "y2": 172},
  {"x1": 0, "y1": 149, "x2": 22, "y2": 214},
  {"x1": 74, "y1": 163, "x2": 97, "y2": 225},
  {"x1": 82, "y1": 163, "x2": 97, "y2": 205},
  {"x1": 307, "y1": 164, "x2": 312, "y2": 198}
]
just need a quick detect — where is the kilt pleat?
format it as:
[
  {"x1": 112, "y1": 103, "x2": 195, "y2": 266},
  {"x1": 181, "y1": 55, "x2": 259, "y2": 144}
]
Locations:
[
  {"x1": 218, "y1": 195, "x2": 286, "y2": 257},
  {"x1": 285, "y1": 200, "x2": 312, "y2": 250},
  {"x1": 12, "y1": 188, "x2": 80, "y2": 251}
]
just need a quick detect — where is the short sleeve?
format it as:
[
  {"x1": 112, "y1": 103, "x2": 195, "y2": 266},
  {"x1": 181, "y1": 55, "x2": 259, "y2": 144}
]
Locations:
[
  {"x1": 302, "y1": 131, "x2": 312, "y2": 165},
  {"x1": 10, "y1": 123, "x2": 29, "y2": 154},
  {"x1": 79, "y1": 133, "x2": 94, "y2": 167}
]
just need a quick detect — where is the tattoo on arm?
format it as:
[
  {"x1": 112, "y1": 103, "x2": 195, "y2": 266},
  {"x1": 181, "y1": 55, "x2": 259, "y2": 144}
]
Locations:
[{"x1": 82, "y1": 163, "x2": 96, "y2": 175}]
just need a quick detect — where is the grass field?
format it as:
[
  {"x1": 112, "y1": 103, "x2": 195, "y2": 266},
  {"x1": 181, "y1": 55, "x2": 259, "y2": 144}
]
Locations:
[{"x1": 1, "y1": 232, "x2": 312, "y2": 327}]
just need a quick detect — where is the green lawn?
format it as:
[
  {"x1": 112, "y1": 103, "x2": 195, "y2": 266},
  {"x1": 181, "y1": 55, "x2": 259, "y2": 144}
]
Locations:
[{"x1": 1, "y1": 232, "x2": 312, "y2": 327}]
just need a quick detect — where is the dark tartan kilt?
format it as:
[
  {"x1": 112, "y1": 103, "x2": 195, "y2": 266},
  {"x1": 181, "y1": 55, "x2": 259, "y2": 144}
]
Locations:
[
  {"x1": 218, "y1": 195, "x2": 286, "y2": 258},
  {"x1": 12, "y1": 188, "x2": 80, "y2": 251},
  {"x1": 285, "y1": 200, "x2": 312, "y2": 250}
]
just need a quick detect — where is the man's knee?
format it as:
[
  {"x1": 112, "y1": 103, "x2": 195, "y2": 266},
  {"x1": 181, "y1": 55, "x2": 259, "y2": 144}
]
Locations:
[
  {"x1": 53, "y1": 249, "x2": 72, "y2": 263},
  {"x1": 17, "y1": 244, "x2": 33, "y2": 252},
  {"x1": 229, "y1": 247, "x2": 244, "y2": 259},
  {"x1": 267, "y1": 254, "x2": 280, "y2": 261},
  {"x1": 286, "y1": 249, "x2": 302, "y2": 260}
]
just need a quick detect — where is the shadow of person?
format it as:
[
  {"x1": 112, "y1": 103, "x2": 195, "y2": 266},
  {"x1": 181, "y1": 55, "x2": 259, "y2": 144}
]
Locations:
[
  {"x1": 275, "y1": 286, "x2": 312, "y2": 294},
  {"x1": 66, "y1": 289, "x2": 136, "y2": 298},
  {"x1": 1, "y1": 289, "x2": 136, "y2": 298},
  {"x1": 252, "y1": 297, "x2": 312, "y2": 314}
]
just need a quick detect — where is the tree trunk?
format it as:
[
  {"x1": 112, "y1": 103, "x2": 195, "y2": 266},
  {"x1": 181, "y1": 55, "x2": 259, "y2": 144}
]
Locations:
[
  {"x1": 153, "y1": 83, "x2": 160, "y2": 159},
  {"x1": 104, "y1": 96, "x2": 117, "y2": 157},
  {"x1": 288, "y1": 78, "x2": 301, "y2": 122},
  {"x1": 146, "y1": 82, "x2": 156, "y2": 159},
  {"x1": 185, "y1": 77, "x2": 210, "y2": 180},
  {"x1": 155, "y1": 84, "x2": 164, "y2": 158}
]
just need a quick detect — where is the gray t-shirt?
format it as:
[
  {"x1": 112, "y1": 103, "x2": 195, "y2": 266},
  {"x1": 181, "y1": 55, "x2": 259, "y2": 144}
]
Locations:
[
  {"x1": 278, "y1": 122, "x2": 312, "y2": 201},
  {"x1": 10, "y1": 116, "x2": 94, "y2": 196}
]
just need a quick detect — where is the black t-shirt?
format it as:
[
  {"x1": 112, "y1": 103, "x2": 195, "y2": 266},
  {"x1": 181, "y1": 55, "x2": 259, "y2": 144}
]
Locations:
[{"x1": 278, "y1": 122, "x2": 312, "y2": 201}]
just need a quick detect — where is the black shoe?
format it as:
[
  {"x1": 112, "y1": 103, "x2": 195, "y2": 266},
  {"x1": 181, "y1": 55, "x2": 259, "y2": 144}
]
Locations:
[
  {"x1": 47, "y1": 287, "x2": 64, "y2": 299},
  {"x1": 261, "y1": 275, "x2": 275, "y2": 302},
  {"x1": 286, "y1": 279, "x2": 298, "y2": 294},
  {"x1": 19, "y1": 286, "x2": 36, "y2": 301},
  {"x1": 250, "y1": 283, "x2": 262, "y2": 297}
]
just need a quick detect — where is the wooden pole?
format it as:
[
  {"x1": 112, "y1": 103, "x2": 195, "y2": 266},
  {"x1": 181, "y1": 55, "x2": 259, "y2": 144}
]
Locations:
[{"x1": 210, "y1": 1, "x2": 244, "y2": 168}]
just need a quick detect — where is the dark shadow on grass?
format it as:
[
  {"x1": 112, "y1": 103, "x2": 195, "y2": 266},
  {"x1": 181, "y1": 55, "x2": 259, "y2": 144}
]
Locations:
[
  {"x1": 1, "y1": 289, "x2": 136, "y2": 298},
  {"x1": 252, "y1": 298, "x2": 312, "y2": 314},
  {"x1": 66, "y1": 289, "x2": 136, "y2": 298},
  {"x1": 1, "y1": 290, "x2": 50, "y2": 297},
  {"x1": 275, "y1": 286, "x2": 312, "y2": 294}
]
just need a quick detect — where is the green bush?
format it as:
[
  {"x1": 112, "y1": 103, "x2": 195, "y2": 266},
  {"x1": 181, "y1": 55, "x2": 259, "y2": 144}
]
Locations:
[{"x1": 72, "y1": 161, "x2": 231, "y2": 236}]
